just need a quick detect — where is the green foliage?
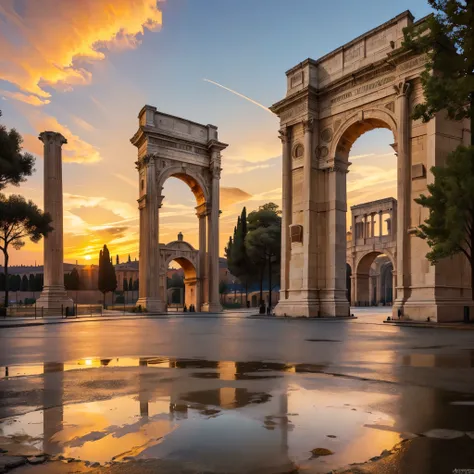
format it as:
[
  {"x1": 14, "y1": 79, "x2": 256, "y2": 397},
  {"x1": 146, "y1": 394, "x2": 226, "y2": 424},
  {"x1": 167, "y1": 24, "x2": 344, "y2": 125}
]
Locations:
[
  {"x1": 0, "y1": 112, "x2": 35, "y2": 190},
  {"x1": 0, "y1": 194, "x2": 52, "y2": 306},
  {"x1": 225, "y1": 207, "x2": 256, "y2": 296},
  {"x1": 64, "y1": 268, "x2": 80, "y2": 291},
  {"x1": 219, "y1": 280, "x2": 228, "y2": 297},
  {"x1": 98, "y1": 244, "x2": 117, "y2": 302},
  {"x1": 402, "y1": 0, "x2": 474, "y2": 136},
  {"x1": 28, "y1": 273, "x2": 35, "y2": 291},
  {"x1": 415, "y1": 146, "x2": 474, "y2": 297},
  {"x1": 21, "y1": 274, "x2": 28, "y2": 291}
]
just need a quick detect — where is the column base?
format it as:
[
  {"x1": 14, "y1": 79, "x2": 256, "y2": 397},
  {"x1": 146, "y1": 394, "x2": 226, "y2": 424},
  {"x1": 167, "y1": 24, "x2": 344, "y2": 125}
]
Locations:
[
  {"x1": 200, "y1": 302, "x2": 222, "y2": 313},
  {"x1": 136, "y1": 297, "x2": 166, "y2": 313},
  {"x1": 274, "y1": 299, "x2": 320, "y2": 317},
  {"x1": 393, "y1": 298, "x2": 474, "y2": 323},
  {"x1": 36, "y1": 286, "x2": 73, "y2": 315},
  {"x1": 318, "y1": 297, "x2": 351, "y2": 318}
]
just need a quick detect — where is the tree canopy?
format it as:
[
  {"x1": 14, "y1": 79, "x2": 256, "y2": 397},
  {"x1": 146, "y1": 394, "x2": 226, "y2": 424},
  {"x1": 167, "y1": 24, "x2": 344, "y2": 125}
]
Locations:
[
  {"x1": 0, "y1": 194, "x2": 53, "y2": 306},
  {"x1": 402, "y1": 0, "x2": 474, "y2": 140},
  {"x1": 98, "y1": 245, "x2": 117, "y2": 304},
  {"x1": 0, "y1": 111, "x2": 35, "y2": 190}
]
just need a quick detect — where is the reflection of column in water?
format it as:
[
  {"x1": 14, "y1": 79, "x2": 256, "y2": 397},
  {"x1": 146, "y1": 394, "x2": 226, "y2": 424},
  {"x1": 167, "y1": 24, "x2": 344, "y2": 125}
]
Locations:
[
  {"x1": 219, "y1": 361, "x2": 236, "y2": 408},
  {"x1": 138, "y1": 359, "x2": 149, "y2": 418},
  {"x1": 43, "y1": 363, "x2": 64, "y2": 456},
  {"x1": 279, "y1": 390, "x2": 289, "y2": 454}
]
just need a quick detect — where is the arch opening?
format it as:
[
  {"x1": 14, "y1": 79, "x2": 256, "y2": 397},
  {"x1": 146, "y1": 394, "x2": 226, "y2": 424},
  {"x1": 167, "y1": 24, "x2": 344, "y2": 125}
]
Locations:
[
  {"x1": 166, "y1": 257, "x2": 197, "y2": 311},
  {"x1": 355, "y1": 252, "x2": 394, "y2": 307}
]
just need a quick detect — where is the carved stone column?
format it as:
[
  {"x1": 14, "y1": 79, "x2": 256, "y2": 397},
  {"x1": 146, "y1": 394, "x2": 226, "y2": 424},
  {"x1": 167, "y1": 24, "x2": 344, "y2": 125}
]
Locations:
[
  {"x1": 302, "y1": 119, "x2": 314, "y2": 293},
  {"x1": 378, "y1": 211, "x2": 383, "y2": 239},
  {"x1": 203, "y1": 148, "x2": 222, "y2": 313},
  {"x1": 321, "y1": 159, "x2": 350, "y2": 317},
  {"x1": 393, "y1": 80, "x2": 411, "y2": 311},
  {"x1": 280, "y1": 127, "x2": 292, "y2": 300},
  {"x1": 370, "y1": 214, "x2": 375, "y2": 239},
  {"x1": 196, "y1": 203, "x2": 209, "y2": 311},
  {"x1": 137, "y1": 156, "x2": 165, "y2": 312},
  {"x1": 36, "y1": 132, "x2": 73, "y2": 312}
]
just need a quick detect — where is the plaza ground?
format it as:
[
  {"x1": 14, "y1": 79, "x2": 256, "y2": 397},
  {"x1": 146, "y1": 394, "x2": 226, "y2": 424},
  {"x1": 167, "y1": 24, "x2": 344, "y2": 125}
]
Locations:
[{"x1": 0, "y1": 308, "x2": 473, "y2": 473}]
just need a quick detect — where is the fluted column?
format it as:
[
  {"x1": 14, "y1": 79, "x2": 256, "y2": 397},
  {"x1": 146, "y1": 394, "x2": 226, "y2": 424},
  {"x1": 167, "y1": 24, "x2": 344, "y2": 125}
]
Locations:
[
  {"x1": 394, "y1": 80, "x2": 411, "y2": 309},
  {"x1": 36, "y1": 132, "x2": 73, "y2": 312},
  {"x1": 280, "y1": 127, "x2": 292, "y2": 300}
]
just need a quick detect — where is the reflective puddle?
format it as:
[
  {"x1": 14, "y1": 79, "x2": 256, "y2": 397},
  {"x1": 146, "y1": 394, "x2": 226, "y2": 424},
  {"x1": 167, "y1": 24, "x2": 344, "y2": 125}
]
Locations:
[{"x1": 0, "y1": 356, "x2": 469, "y2": 473}]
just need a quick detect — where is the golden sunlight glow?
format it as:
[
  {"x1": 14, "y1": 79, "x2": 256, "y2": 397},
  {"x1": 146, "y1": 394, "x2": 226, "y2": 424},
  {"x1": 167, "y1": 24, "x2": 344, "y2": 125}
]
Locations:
[{"x1": 85, "y1": 255, "x2": 92, "y2": 261}]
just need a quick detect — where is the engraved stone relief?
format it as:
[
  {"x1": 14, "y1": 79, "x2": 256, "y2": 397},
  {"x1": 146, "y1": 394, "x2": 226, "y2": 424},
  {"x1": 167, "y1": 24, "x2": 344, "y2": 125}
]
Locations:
[
  {"x1": 293, "y1": 144, "x2": 304, "y2": 159},
  {"x1": 321, "y1": 128, "x2": 334, "y2": 143},
  {"x1": 290, "y1": 224, "x2": 303, "y2": 244},
  {"x1": 384, "y1": 101, "x2": 395, "y2": 112}
]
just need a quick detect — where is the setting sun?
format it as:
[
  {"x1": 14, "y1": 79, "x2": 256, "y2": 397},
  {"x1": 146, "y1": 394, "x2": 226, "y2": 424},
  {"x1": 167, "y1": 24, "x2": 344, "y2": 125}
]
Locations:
[{"x1": 85, "y1": 255, "x2": 91, "y2": 261}]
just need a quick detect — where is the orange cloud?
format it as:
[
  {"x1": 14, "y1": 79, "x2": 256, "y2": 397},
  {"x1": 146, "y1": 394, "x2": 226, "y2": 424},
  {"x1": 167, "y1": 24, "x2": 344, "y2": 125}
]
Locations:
[
  {"x1": 0, "y1": 0, "x2": 163, "y2": 100},
  {"x1": 23, "y1": 112, "x2": 102, "y2": 163},
  {"x1": 0, "y1": 90, "x2": 50, "y2": 106}
]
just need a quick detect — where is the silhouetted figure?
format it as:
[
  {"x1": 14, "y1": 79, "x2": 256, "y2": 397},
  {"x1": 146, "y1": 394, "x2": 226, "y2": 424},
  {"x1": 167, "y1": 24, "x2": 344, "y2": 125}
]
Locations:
[
  {"x1": 183, "y1": 304, "x2": 187, "y2": 312},
  {"x1": 267, "y1": 305, "x2": 271, "y2": 315},
  {"x1": 246, "y1": 300, "x2": 250, "y2": 309}
]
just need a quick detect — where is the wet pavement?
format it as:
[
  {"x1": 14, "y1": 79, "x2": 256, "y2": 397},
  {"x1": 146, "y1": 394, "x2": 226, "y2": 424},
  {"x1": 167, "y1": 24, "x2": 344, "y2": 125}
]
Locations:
[{"x1": 0, "y1": 309, "x2": 474, "y2": 473}]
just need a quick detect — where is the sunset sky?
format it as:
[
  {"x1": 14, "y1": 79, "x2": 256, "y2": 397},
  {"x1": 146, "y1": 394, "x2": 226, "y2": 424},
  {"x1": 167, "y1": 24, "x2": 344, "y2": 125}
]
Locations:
[{"x1": 0, "y1": 0, "x2": 432, "y2": 266}]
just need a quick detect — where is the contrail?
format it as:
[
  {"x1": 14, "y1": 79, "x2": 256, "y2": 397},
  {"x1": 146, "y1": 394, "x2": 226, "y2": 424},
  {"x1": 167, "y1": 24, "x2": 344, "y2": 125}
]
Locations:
[{"x1": 203, "y1": 78, "x2": 273, "y2": 115}]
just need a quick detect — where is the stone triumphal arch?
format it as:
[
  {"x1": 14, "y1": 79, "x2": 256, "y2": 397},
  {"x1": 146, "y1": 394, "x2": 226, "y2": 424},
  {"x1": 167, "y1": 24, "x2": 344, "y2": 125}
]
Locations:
[
  {"x1": 271, "y1": 11, "x2": 472, "y2": 322},
  {"x1": 131, "y1": 106, "x2": 227, "y2": 312}
]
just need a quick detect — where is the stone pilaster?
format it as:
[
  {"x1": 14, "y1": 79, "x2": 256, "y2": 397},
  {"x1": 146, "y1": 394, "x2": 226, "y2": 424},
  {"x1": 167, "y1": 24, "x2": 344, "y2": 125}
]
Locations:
[
  {"x1": 196, "y1": 203, "x2": 209, "y2": 311},
  {"x1": 320, "y1": 159, "x2": 350, "y2": 317},
  {"x1": 393, "y1": 80, "x2": 411, "y2": 313},
  {"x1": 201, "y1": 148, "x2": 222, "y2": 313},
  {"x1": 136, "y1": 156, "x2": 165, "y2": 312},
  {"x1": 36, "y1": 132, "x2": 73, "y2": 313}
]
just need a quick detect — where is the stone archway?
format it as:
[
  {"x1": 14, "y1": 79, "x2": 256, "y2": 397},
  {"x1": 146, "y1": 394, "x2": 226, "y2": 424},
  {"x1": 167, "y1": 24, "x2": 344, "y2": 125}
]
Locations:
[
  {"x1": 271, "y1": 11, "x2": 472, "y2": 321},
  {"x1": 160, "y1": 234, "x2": 199, "y2": 311},
  {"x1": 131, "y1": 106, "x2": 227, "y2": 312}
]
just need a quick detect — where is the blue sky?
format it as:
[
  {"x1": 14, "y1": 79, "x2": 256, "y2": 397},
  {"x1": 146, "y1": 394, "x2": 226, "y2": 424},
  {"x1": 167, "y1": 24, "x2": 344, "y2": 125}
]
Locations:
[{"x1": 0, "y1": 0, "x2": 432, "y2": 265}]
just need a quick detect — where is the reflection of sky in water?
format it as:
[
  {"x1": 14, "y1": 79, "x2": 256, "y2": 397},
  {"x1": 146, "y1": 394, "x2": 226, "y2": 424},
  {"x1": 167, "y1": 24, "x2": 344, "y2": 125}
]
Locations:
[{"x1": 0, "y1": 355, "x2": 402, "y2": 472}]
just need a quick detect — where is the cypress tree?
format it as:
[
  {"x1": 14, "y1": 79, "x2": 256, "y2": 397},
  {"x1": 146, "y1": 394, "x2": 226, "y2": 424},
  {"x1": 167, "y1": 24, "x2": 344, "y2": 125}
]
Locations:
[{"x1": 28, "y1": 273, "x2": 35, "y2": 291}]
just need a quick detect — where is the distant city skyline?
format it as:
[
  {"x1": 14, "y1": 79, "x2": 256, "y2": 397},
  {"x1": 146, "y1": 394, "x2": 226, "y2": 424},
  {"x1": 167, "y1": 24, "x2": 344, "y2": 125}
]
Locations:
[{"x1": 0, "y1": 0, "x2": 432, "y2": 266}]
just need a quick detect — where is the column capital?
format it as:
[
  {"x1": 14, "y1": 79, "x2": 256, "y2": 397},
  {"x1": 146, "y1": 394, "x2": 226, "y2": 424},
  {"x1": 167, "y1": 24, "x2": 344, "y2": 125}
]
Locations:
[
  {"x1": 39, "y1": 131, "x2": 67, "y2": 146},
  {"x1": 196, "y1": 202, "x2": 209, "y2": 217},
  {"x1": 326, "y1": 158, "x2": 349, "y2": 173},
  {"x1": 394, "y1": 80, "x2": 411, "y2": 98},
  {"x1": 303, "y1": 118, "x2": 314, "y2": 134},
  {"x1": 279, "y1": 127, "x2": 291, "y2": 143}
]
